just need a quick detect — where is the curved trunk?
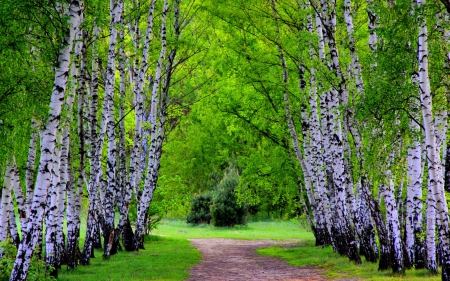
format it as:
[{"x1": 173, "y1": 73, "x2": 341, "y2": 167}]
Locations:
[
  {"x1": 134, "y1": 0, "x2": 170, "y2": 250},
  {"x1": 9, "y1": 2, "x2": 84, "y2": 280}
]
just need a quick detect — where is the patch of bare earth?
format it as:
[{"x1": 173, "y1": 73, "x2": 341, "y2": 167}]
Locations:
[{"x1": 186, "y1": 238, "x2": 361, "y2": 281}]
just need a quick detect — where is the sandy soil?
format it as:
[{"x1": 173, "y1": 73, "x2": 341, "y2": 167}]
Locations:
[{"x1": 186, "y1": 238, "x2": 361, "y2": 281}]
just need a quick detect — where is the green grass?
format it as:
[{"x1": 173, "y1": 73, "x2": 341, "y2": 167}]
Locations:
[
  {"x1": 58, "y1": 236, "x2": 200, "y2": 281},
  {"x1": 257, "y1": 244, "x2": 441, "y2": 281},
  {"x1": 152, "y1": 219, "x2": 314, "y2": 240},
  {"x1": 57, "y1": 220, "x2": 442, "y2": 280}
]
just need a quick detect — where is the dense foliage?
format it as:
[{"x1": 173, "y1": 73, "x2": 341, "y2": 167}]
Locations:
[{"x1": 2, "y1": 0, "x2": 450, "y2": 279}]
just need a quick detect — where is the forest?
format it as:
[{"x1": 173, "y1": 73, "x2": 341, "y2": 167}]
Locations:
[{"x1": 1, "y1": 0, "x2": 450, "y2": 280}]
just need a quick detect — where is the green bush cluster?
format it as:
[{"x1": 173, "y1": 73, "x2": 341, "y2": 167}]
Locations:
[
  {"x1": 186, "y1": 193, "x2": 212, "y2": 224},
  {"x1": 186, "y1": 167, "x2": 248, "y2": 227}
]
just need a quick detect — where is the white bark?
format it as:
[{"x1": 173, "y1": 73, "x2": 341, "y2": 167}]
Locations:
[
  {"x1": 8, "y1": 159, "x2": 26, "y2": 237},
  {"x1": 9, "y1": 2, "x2": 84, "y2": 280},
  {"x1": 8, "y1": 200, "x2": 19, "y2": 246},
  {"x1": 81, "y1": 24, "x2": 103, "y2": 265},
  {"x1": 45, "y1": 131, "x2": 62, "y2": 272},
  {"x1": 381, "y1": 158, "x2": 404, "y2": 273},
  {"x1": 406, "y1": 118, "x2": 424, "y2": 267},
  {"x1": 417, "y1": 0, "x2": 450, "y2": 276},
  {"x1": 314, "y1": 0, "x2": 361, "y2": 263},
  {"x1": 134, "y1": 0, "x2": 170, "y2": 248},
  {"x1": 128, "y1": 0, "x2": 157, "y2": 206},
  {"x1": 116, "y1": 24, "x2": 134, "y2": 251},
  {"x1": 25, "y1": 120, "x2": 38, "y2": 223},
  {"x1": 1, "y1": 168, "x2": 13, "y2": 242},
  {"x1": 103, "y1": 0, "x2": 124, "y2": 258},
  {"x1": 366, "y1": 0, "x2": 378, "y2": 54},
  {"x1": 66, "y1": 26, "x2": 87, "y2": 270},
  {"x1": 426, "y1": 167, "x2": 437, "y2": 272}
]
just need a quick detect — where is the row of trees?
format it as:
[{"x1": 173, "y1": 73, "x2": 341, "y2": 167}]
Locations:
[
  {"x1": 0, "y1": 0, "x2": 208, "y2": 279},
  {"x1": 196, "y1": 0, "x2": 450, "y2": 279}
]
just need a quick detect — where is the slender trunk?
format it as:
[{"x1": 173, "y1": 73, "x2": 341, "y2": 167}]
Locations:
[
  {"x1": 381, "y1": 164, "x2": 404, "y2": 273},
  {"x1": 9, "y1": 159, "x2": 26, "y2": 239},
  {"x1": 304, "y1": 12, "x2": 332, "y2": 246},
  {"x1": 316, "y1": 0, "x2": 360, "y2": 260},
  {"x1": 416, "y1": 0, "x2": 450, "y2": 277},
  {"x1": 81, "y1": 24, "x2": 104, "y2": 265},
  {"x1": 9, "y1": 2, "x2": 84, "y2": 280},
  {"x1": 356, "y1": 181, "x2": 379, "y2": 262},
  {"x1": 66, "y1": 28, "x2": 87, "y2": 269},
  {"x1": 45, "y1": 130, "x2": 62, "y2": 277},
  {"x1": 116, "y1": 24, "x2": 134, "y2": 251},
  {"x1": 25, "y1": 120, "x2": 39, "y2": 230},
  {"x1": 1, "y1": 167, "x2": 13, "y2": 242},
  {"x1": 406, "y1": 118, "x2": 425, "y2": 268},
  {"x1": 426, "y1": 164, "x2": 437, "y2": 273},
  {"x1": 124, "y1": 0, "x2": 158, "y2": 245},
  {"x1": 8, "y1": 201, "x2": 19, "y2": 247},
  {"x1": 134, "y1": 0, "x2": 170, "y2": 250},
  {"x1": 66, "y1": 167, "x2": 80, "y2": 270},
  {"x1": 103, "y1": 0, "x2": 124, "y2": 259}
]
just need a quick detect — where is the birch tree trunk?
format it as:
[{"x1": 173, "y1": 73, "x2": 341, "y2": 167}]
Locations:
[
  {"x1": 118, "y1": 0, "x2": 157, "y2": 250},
  {"x1": 426, "y1": 164, "x2": 437, "y2": 273},
  {"x1": 66, "y1": 27, "x2": 88, "y2": 270},
  {"x1": 381, "y1": 164, "x2": 404, "y2": 273},
  {"x1": 45, "y1": 129, "x2": 64, "y2": 276},
  {"x1": 405, "y1": 118, "x2": 425, "y2": 268},
  {"x1": 8, "y1": 159, "x2": 26, "y2": 238},
  {"x1": 312, "y1": 0, "x2": 361, "y2": 263},
  {"x1": 305, "y1": 12, "x2": 332, "y2": 247},
  {"x1": 1, "y1": 167, "x2": 13, "y2": 242},
  {"x1": 8, "y1": 200, "x2": 19, "y2": 247},
  {"x1": 81, "y1": 24, "x2": 105, "y2": 265},
  {"x1": 25, "y1": 120, "x2": 39, "y2": 225},
  {"x1": 103, "y1": 0, "x2": 124, "y2": 259},
  {"x1": 416, "y1": 0, "x2": 450, "y2": 277},
  {"x1": 133, "y1": 0, "x2": 171, "y2": 249},
  {"x1": 115, "y1": 26, "x2": 134, "y2": 251},
  {"x1": 9, "y1": 2, "x2": 84, "y2": 280}
]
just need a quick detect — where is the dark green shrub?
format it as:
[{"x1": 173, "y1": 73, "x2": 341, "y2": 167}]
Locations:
[
  {"x1": 210, "y1": 168, "x2": 248, "y2": 227},
  {"x1": 186, "y1": 193, "x2": 212, "y2": 225}
]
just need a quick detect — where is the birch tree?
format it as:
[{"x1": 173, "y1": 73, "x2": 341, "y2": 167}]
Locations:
[
  {"x1": 9, "y1": 1, "x2": 84, "y2": 280},
  {"x1": 416, "y1": 0, "x2": 450, "y2": 277},
  {"x1": 133, "y1": 0, "x2": 174, "y2": 249},
  {"x1": 103, "y1": 0, "x2": 124, "y2": 258}
]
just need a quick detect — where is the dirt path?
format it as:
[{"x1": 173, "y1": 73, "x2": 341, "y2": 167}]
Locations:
[{"x1": 185, "y1": 238, "x2": 335, "y2": 281}]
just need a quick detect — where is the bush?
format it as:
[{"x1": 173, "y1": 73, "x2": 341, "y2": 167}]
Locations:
[
  {"x1": 186, "y1": 193, "x2": 212, "y2": 225},
  {"x1": 210, "y1": 168, "x2": 248, "y2": 227},
  {"x1": 0, "y1": 237, "x2": 55, "y2": 280}
]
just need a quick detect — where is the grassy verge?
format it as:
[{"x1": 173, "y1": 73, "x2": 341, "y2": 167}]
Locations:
[
  {"x1": 257, "y1": 243, "x2": 440, "y2": 281},
  {"x1": 152, "y1": 219, "x2": 314, "y2": 240},
  {"x1": 58, "y1": 236, "x2": 200, "y2": 281},
  {"x1": 58, "y1": 220, "x2": 439, "y2": 280},
  {"x1": 57, "y1": 220, "x2": 311, "y2": 280}
]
